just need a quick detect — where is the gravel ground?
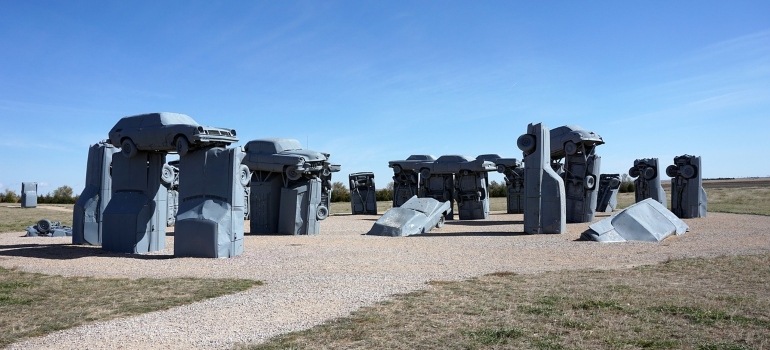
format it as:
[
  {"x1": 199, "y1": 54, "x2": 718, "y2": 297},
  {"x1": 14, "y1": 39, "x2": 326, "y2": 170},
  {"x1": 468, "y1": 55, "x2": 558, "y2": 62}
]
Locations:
[{"x1": 1, "y1": 211, "x2": 769, "y2": 349}]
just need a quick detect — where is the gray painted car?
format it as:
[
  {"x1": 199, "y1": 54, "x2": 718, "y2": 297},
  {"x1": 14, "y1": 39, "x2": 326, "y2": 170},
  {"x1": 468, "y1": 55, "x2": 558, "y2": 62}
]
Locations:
[
  {"x1": 418, "y1": 154, "x2": 496, "y2": 178},
  {"x1": 243, "y1": 138, "x2": 334, "y2": 180},
  {"x1": 367, "y1": 196, "x2": 450, "y2": 236},
  {"x1": 388, "y1": 154, "x2": 437, "y2": 174},
  {"x1": 549, "y1": 125, "x2": 604, "y2": 159},
  {"x1": 108, "y1": 112, "x2": 238, "y2": 157}
]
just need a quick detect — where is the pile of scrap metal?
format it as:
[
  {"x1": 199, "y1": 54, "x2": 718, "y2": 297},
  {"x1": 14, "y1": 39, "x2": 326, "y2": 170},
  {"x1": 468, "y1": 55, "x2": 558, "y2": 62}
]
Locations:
[
  {"x1": 25, "y1": 219, "x2": 73, "y2": 237},
  {"x1": 582, "y1": 198, "x2": 688, "y2": 242}
]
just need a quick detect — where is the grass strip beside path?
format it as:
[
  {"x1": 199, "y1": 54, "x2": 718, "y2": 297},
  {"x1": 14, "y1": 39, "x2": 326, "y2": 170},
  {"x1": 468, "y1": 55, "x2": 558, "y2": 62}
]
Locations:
[
  {"x1": 0, "y1": 268, "x2": 261, "y2": 347},
  {"x1": 246, "y1": 253, "x2": 770, "y2": 350}
]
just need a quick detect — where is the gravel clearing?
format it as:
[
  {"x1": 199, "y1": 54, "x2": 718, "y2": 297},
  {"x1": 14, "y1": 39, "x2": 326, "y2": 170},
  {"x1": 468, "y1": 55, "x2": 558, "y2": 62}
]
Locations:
[{"x1": 1, "y1": 211, "x2": 769, "y2": 349}]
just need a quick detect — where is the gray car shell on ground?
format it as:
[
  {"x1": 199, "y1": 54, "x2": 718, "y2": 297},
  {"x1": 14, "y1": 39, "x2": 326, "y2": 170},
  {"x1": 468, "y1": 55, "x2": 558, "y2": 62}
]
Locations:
[
  {"x1": 367, "y1": 196, "x2": 450, "y2": 237},
  {"x1": 582, "y1": 198, "x2": 689, "y2": 242}
]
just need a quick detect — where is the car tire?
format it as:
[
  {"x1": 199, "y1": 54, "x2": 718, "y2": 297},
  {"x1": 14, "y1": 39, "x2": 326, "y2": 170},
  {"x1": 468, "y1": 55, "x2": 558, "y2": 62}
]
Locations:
[
  {"x1": 517, "y1": 134, "x2": 536, "y2": 153},
  {"x1": 629, "y1": 167, "x2": 640, "y2": 178},
  {"x1": 392, "y1": 164, "x2": 402, "y2": 174},
  {"x1": 316, "y1": 205, "x2": 329, "y2": 220},
  {"x1": 436, "y1": 215, "x2": 445, "y2": 229},
  {"x1": 322, "y1": 167, "x2": 331, "y2": 177},
  {"x1": 175, "y1": 136, "x2": 190, "y2": 156},
  {"x1": 564, "y1": 141, "x2": 578, "y2": 156},
  {"x1": 161, "y1": 164, "x2": 175, "y2": 185},
  {"x1": 609, "y1": 178, "x2": 621, "y2": 188},
  {"x1": 644, "y1": 167, "x2": 656, "y2": 180},
  {"x1": 420, "y1": 168, "x2": 431, "y2": 180},
  {"x1": 681, "y1": 164, "x2": 697, "y2": 179},
  {"x1": 286, "y1": 166, "x2": 302, "y2": 181},
  {"x1": 584, "y1": 175, "x2": 596, "y2": 190},
  {"x1": 496, "y1": 164, "x2": 506, "y2": 174},
  {"x1": 239, "y1": 165, "x2": 251, "y2": 187},
  {"x1": 666, "y1": 165, "x2": 678, "y2": 178},
  {"x1": 121, "y1": 138, "x2": 138, "y2": 158},
  {"x1": 36, "y1": 219, "x2": 52, "y2": 233}
]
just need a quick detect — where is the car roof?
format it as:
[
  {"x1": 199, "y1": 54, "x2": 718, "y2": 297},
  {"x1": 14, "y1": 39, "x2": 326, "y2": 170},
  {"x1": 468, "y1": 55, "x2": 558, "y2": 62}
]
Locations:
[
  {"x1": 436, "y1": 155, "x2": 474, "y2": 163},
  {"x1": 406, "y1": 155, "x2": 436, "y2": 161},
  {"x1": 117, "y1": 112, "x2": 199, "y2": 128},
  {"x1": 246, "y1": 138, "x2": 303, "y2": 154}
]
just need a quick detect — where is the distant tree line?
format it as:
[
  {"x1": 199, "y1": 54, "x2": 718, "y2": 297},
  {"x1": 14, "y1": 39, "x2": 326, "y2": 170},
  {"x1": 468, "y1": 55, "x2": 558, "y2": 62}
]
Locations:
[
  {"x1": 0, "y1": 186, "x2": 78, "y2": 204},
  {"x1": 619, "y1": 174, "x2": 635, "y2": 193}
]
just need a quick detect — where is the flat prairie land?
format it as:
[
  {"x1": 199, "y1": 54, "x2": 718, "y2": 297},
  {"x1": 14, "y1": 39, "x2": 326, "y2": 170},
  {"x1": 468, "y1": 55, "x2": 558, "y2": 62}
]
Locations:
[{"x1": 0, "y1": 178, "x2": 768, "y2": 349}]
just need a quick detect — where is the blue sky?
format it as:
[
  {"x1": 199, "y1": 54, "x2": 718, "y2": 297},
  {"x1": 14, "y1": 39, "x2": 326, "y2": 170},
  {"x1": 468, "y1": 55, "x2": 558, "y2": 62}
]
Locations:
[{"x1": 1, "y1": 1, "x2": 769, "y2": 195}]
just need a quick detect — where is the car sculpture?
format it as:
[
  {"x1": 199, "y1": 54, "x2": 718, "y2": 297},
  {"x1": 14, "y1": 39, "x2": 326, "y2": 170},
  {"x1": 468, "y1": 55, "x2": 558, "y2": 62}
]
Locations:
[
  {"x1": 549, "y1": 125, "x2": 604, "y2": 159},
  {"x1": 367, "y1": 196, "x2": 451, "y2": 237},
  {"x1": 388, "y1": 154, "x2": 437, "y2": 175},
  {"x1": 417, "y1": 155, "x2": 496, "y2": 178},
  {"x1": 243, "y1": 138, "x2": 334, "y2": 181},
  {"x1": 108, "y1": 112, "x2": 238, "y2": 157}
]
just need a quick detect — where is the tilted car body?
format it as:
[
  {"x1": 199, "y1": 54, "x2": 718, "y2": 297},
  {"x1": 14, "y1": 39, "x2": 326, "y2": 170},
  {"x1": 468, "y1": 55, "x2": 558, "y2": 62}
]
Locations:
[
  {"x1": 108, "y1": 112, "x2": 238, "y2": 157},
  {"x1": 242, "y1": 138, "x2": 334, "y2": 180},
  {"x1": 549, "y1": 125, "x2": 604, "y2": 159},
  {"x1": 367, "y1": 196, "x2": 451, "y2": 236}
]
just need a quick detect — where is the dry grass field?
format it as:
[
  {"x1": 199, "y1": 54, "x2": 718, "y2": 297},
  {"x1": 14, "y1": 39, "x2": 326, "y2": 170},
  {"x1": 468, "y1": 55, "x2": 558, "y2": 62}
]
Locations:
[
  {"x1": 248, "y1": 253, "x2": 770, "y2": 350},
  {"x1": 0, "y1": 205, "x2": 74, "y2": 233}
]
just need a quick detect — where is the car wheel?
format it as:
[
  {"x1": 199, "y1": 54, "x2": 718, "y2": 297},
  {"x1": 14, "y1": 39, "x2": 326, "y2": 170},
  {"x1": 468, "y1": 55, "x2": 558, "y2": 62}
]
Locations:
[
  {"x1": 517, "y1": 134, "x2": 536, "y2": 154},
  {"x1": 36, "y1": 219, "x2": 52, "y2": 233},
  {"x1": 564, "y1": 141, "x2": 578, "y2": 156},
  {"x1": 681, "y1": 164, "x2": 697, "y2": 179},
  {"x1": 436, "y1": 215, "x2": 445, "y2": 229},
  {"x1": 316, "y1": 205, "x2": 329, "y2": 220},
  {"x1": 584, "y1": 175, "x2": 596, "y2": 190},
  {"x1": 609, "y1": 178, "x2": 621, "y2": 188},
  {"x1": 644, "y1": 167, "x2": 656, "y2": 180},
  {"x1": 121, "y1": 138, "x2": 138, "y2": 158},
  {"x1": 496, "y1": 164, "x2": 506, "y2": 174},
  {"x1": 666, "y1": 165, "x2": 678, "y2": 178},
  {"x1": 175, "y1": 136, "x2": 190, "y2": 156},
  {"x1": 286, "y1": 166, "x2": 302, "y2": 181},
  {"x1": 239, "y1": 165, "x2": 251, "y2": 187},
  {"x1": 161, "y1": 164, "x2": 175, "y2": 185},
  {"x1": 322, "y1": 167, "x2": 331, "y2": 177},
  {"x1": 629, "y1": 167, "x2": 640, "y2": 178},
  {"x1": 392, "y1": 164, "x2": 402, "y2": 174},
  {"x1": 420, "y1": 168, "x2": 431, "y2": 180}
]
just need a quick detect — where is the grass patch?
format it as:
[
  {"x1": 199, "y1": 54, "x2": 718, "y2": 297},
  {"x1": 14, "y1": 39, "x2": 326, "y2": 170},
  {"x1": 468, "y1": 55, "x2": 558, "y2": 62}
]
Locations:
[
  {"x1": 0, "y1": 205, "x2": 74, "y2": 233},
  {"x1": 243, "y1": 254, "x2": 770, "y2": 349},
  {"x1": 0, "y1": 267, "x2": 260, "y2": 347}
]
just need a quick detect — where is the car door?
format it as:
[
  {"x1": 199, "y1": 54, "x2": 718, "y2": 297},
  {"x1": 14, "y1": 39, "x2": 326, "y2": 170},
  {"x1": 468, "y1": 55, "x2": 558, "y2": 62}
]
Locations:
[{"x1": 139, "y1": 114, "x2": 163, "y2": 149}]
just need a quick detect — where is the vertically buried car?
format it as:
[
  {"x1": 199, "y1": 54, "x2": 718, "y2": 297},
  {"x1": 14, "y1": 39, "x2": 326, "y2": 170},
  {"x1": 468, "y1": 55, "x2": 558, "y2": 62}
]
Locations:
[
  {"x1": 108, "y1": 112, "x2": 238, "y2": 157},
  {"x1": 243, "y1": 138, "x2": 335, "y2": 180}
]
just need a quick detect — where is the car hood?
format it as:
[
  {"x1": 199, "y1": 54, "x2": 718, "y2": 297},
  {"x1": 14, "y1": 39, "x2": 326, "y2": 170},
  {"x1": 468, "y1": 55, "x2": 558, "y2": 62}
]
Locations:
[{"x1": 280, "y1": 149, "x2": 327, "y2": 162}]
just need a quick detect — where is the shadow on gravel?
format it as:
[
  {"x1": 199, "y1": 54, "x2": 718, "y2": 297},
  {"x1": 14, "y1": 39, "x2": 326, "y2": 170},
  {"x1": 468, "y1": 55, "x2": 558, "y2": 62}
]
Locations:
[
  {"x1": 414, "y1": 231, "x2": 528, "y2": 237},
  {"x1": 443, "y1": 220, "x2": 524, "y2": 226},
  {"x1": 0, "y1": 243, "x2": 174, "y2": 260}
]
